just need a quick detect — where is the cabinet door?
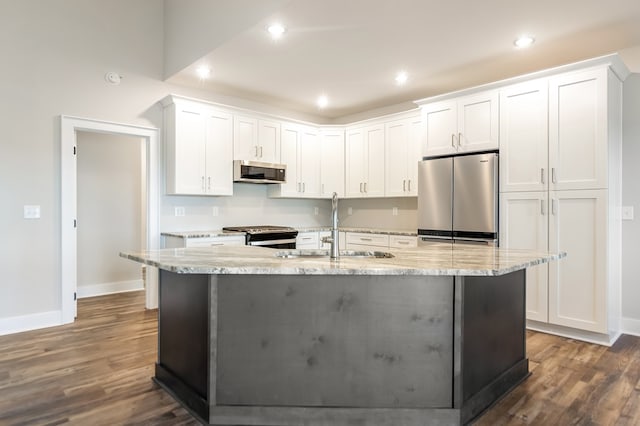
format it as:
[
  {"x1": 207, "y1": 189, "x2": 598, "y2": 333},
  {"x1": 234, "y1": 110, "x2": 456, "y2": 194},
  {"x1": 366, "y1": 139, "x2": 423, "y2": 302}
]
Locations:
[
  {"x1": 172, "y1": 104, "x2": 207, "y2": 194},
  {"x1": 549, "y1": 68, "x2": 608, "y2": 190},
  {"x1": 457, "y1": 90, "x2": 499, "y2": 153},
  {"x1": 258, "y1": 119, "x2": 281, "y2": 163},
  {"x1": 406, "y1": 116, "x2": 423, "y2": 196},
  {"x1": 385, "y1": 119, "x2": 409, "y2": 197},
  {"x1": 279, "y1": 124, "x2": 300, "y2": 196},
  {"x1": 548, "y1": 189, "x2": 607, "y2": 333},
  {"x1": 299, "y1": 128, "x2": 321, "y2": 197},
  {"x1": 204, "y1": 108, "x2": 233, "y2": 195},
  {"x1": 320, "y1": 130, "x2": 345, "y2": 198},
  {"x1": 233, "y1": 116, "x2": 258, "y2": 160},
  {"x1": 296, "y1": 232, "x2": 319, "y2": 249},
  {"x1": 364, "y1": 124, "x2": 385, "y2": 197},
  {"x1": 499, "y1": 80, "x2": 549, "y2": 192},
  {"x1": 500, "y1": 192, "x2": 549, "y2": 322},
  {"x1": 423, "y1": 100, "x2": 457, "y2": 157},
  {"x1": 345, "y1": 128, "x2": 365, "y2": 197}
]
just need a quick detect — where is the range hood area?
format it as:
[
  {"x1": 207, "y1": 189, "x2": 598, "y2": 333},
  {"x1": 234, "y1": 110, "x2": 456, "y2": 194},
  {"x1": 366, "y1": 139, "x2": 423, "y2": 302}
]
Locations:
[{"x1": 233, "y1": 160, "x2": 287, "y2": 184}]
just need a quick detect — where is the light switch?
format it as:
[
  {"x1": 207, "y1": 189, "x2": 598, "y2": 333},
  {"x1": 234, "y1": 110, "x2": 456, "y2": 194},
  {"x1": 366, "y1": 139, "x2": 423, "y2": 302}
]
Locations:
[
  {"x1": 622, "y1": 206, "x2": 634, "y2": 220},
  {"x1": 24, "y1": 205, "x2": 41, "y2": 219},
  {"x1": 174, "y1": 206, "x2": 185, "y2": 217},
  {"x1": 347, "y1": 207, "x2": 353, "y2": 215}
]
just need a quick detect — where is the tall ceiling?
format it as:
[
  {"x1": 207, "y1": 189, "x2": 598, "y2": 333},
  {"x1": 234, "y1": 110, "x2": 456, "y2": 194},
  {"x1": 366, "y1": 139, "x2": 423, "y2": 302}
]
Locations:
[{"x1": 165, "y1": 0, "x2": 640, "y2": 120}]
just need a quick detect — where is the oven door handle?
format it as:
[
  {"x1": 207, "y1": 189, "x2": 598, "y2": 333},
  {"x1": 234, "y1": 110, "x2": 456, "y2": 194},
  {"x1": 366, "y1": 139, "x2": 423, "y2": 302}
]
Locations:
[{"x1": 249, "y1": 238, "x2": 297, "y2": 246}]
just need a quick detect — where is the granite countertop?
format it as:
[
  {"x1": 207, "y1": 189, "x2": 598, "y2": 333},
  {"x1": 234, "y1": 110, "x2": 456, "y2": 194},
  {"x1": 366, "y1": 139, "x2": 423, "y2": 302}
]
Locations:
[
  {"x1": 162, "y1": 227, "x2": 417, "y2": 238},
  {"x1": 120, "y1": 244, "x2": 564, "y2": 277}
]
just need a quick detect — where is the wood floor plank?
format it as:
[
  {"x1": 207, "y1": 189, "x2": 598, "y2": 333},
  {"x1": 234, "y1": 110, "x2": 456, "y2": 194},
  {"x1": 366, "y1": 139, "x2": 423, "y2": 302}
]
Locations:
[{"x1": 1, "y1": 291, "x2": 639, "y2": 425}]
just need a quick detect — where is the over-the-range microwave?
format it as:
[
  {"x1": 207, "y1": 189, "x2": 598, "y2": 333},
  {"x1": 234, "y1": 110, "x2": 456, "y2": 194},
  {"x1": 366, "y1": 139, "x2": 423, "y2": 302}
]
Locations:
[{"x1": 233, "y1": 160, "x2": 286, "y2": 184}]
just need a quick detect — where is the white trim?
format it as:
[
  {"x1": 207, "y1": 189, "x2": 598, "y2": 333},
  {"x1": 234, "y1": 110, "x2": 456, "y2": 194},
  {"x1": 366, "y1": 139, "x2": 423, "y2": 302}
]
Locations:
[
  {"x1": 77, "y1": 280, "x2": 144, "y2": 299},
  {"x1": 621, "y1": 317, "x2": 640, "y2": 337},
  {"x1": 527, "y1": 320, "x2": 621, "y2": 346},
  {"x1": 0, "y1": 311, "x2": 62, "y2": 336},
  {"x1": 61, "y1": 116, "x2": 160, "y2": 326}
]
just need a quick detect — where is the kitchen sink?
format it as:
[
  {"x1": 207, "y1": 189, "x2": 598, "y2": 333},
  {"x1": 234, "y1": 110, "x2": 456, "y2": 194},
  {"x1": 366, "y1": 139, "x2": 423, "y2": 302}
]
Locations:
[{"x1": 274, "y1": 249, "x2": 394, "y2": 259}]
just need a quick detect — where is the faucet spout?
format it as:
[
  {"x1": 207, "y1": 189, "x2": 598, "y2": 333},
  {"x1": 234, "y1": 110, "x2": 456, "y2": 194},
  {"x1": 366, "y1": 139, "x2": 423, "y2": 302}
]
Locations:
[{"x1": 329, "y1": 192, "x2": 339, "y2": 259}]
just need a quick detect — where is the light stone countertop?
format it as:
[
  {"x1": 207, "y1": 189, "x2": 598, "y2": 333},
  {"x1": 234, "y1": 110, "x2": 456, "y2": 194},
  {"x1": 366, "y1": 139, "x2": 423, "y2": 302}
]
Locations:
[
  {"x1": 120, "y1": 244, "x2": 564, "y2": 277},
  {"x1": 161, "y1": 230, "x2": 245, "y2": 238}
]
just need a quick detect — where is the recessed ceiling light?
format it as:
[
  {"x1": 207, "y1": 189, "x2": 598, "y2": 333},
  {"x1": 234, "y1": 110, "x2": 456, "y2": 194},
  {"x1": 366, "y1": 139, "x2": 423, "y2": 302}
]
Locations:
[
  {"x1": 196, "y1": 66, "x2": 211, "y2": 79},
  {"x1": 317, "y1": 95, "x2": 329, "y2": 109},
  {"x1": 267, "y1": 23, "x2": 286, "y2": 40},
  {"x1": 395, "y1": 71, "x2": 408, "y2": 86},
  {"x1": 514, "y1": 35, "x2": 535, "y2": 48}
]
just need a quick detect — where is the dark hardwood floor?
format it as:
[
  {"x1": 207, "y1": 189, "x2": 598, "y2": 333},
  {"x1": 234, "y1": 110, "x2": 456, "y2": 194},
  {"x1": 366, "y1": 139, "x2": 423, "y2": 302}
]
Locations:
[{"x1": 0, "y1": 291, "x2": 638, "y2": 425}]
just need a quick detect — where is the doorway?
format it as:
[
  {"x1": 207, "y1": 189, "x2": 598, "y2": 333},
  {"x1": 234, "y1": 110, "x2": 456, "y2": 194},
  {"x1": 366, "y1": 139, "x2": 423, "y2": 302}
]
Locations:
[{"x1": 61, "y1": 116, "x2": 159, "y2": 324}]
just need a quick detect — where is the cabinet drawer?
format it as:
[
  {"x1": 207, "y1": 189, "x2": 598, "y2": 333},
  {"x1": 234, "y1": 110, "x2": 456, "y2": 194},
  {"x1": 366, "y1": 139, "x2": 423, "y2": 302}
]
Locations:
[
  {"x1": 346, "y1": 232, "x2": 389, "y2": 248},
  {"x1": 389, "y1": 235, "x2": 417, "y2": 249},
  {"x1": 296, "y1": 232, "x2": 319, "y2": 249},
  {"x1": 185, "y1": 236, "x2": 246, "y2": 247}
]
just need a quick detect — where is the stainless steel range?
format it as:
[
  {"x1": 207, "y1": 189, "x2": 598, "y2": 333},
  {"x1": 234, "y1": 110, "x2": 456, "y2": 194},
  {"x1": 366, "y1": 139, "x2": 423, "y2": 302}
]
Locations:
[{"x1": 222, "y1": 225, "x2": 298, "y2": 249}]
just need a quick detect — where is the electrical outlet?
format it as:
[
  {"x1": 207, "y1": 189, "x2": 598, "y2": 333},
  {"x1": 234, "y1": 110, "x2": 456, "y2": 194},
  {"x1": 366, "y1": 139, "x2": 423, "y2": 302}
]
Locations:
[
  {"x1": 392, "y1": 207, "x2": 398, "y2": 216},
  {"x1": 314, "y1": 207, "x2": 319, "y2": 216},
  {"x1": 24, "y1": 205, "x2": 41, "y2": 219},
  {"x1": 348, "y1": 207, "x2": 353, "y2": 215},
  {"x1": 174, "y1": 206, "x2": 185, "y2": 217},
  {"x1": 622, "y1": 206, "x2": 634, "y2": 220},
  {"x1": 212, "y1": 206, "x2": 219, "y2": 217}
]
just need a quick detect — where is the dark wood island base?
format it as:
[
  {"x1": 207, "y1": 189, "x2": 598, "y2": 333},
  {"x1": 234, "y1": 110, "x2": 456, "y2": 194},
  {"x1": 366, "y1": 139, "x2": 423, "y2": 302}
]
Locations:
[{"x1": 155, "y1": 269, "x2": 528, "y2": 426}]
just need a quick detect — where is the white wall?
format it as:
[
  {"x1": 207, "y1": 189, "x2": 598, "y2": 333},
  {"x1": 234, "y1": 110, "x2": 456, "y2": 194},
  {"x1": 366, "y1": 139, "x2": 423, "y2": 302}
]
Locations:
[
  {"x1": 622, "y1": 73, "x2": 640, "y2": 324},
  {"x1": 0, "y1": 0, "x2": 330, "y2": 328},
  {"x1": 77, "y1": 131, "x2": 144, "y2": 295}
]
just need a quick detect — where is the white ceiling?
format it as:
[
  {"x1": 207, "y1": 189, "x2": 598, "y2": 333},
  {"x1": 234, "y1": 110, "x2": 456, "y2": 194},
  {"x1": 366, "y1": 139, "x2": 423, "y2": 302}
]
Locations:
[{"x1": 165, "y1": 0, "x2": 640, "y2": 120}]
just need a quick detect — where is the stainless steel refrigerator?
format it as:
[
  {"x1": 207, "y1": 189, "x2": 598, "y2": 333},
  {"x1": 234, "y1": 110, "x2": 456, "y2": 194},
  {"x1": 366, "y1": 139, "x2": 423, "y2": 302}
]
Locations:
[{"x1": 417, "y1": 152, "x2": 499, "y2": 245}]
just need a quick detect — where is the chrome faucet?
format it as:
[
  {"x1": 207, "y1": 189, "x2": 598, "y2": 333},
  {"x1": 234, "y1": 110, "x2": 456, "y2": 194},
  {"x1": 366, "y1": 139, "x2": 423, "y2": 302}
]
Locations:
[{"x1": 322, "y1": 192, "x2": 340, "y2": 259}]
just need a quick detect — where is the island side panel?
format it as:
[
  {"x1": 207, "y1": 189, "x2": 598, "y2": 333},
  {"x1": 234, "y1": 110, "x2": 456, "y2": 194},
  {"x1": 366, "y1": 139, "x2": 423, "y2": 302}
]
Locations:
[
  {"x1": 156, "y1": 270, "x2": 211, "y2": 418},
  {"x1": 215, "y1": 274, "x2": 454, "y2": 409},
  {"x1": 455, "y1": 269, "x2": 528, "y2": 424}
]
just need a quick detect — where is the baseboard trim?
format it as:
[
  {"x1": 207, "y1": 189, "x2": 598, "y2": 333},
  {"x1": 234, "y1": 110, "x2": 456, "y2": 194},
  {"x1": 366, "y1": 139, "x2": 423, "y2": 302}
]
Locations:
[
  {"x1": 621, "y1": 317, "x2": 640, "y2": 337},
  {"x1": 0, "y1": 310, "x2": 62, "y2": 336},
  {"x1": 526, "y1": 320, "x2": 620, "y2": 346},
  {"x1": 77, "y1": 279, "x2": 144, "y2": 299}
]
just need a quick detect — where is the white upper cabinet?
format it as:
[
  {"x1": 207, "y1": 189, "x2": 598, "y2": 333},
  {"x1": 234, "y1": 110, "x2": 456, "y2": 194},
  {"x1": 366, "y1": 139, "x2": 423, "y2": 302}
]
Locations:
[
  {"x1": 499, "y1": 79, "x2": 549, "y2": 192},
  {"x1": 233, "y1": 116, "x2": 281, "y2": 163},
  {"x1": 268, "y1": 123, "x2": 320, "y2": 198},
  {"x1": 345, "y1": 123, "x2": 385, "y2": 198},
  {"x1": 319, "y1": 129, "x2": 345, "y2": 198},
  {"x1": 548, "y1": 68, "x2": 608, "y2": 190},
  {"x1": 385, "y1": 115, "x2": 423, "y2": 196},
  {"x1": 164, "y1": 97, "x2": 233, "y2": 196},
  {"x1": 422, "y1": 90, "x2": 498, "y2": 157}
]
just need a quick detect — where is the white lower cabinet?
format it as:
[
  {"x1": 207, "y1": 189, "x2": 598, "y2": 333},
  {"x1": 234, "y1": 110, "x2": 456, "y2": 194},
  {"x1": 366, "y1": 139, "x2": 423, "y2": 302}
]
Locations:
[
  {"x1": 345, "y1": 232, "x2": 389, "y2": 250},
  {"x1": 296, "y1": 232, "x2": 320, "y2": 249},
  {"x1": 164, "y1": 235, "x2": 246, "y2": 248},
  {"x1": 548, "y1": 190, "x2": 608, "y2": 333},
  {"x1": 501, "y1": 189, "x2": 611, "y2": 336},
  {"x1": 500, "y1": 192, "x2": 549, "y2": 322},
  {"x1": 389, "y1": 235, "x2": 418, "y2": 249}
]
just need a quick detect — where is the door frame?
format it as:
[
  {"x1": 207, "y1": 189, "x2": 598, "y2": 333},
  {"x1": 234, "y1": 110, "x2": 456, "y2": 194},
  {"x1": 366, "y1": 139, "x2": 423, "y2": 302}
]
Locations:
[{"x1": 61, "y1": 116, "x2": 160, "y2": 324}]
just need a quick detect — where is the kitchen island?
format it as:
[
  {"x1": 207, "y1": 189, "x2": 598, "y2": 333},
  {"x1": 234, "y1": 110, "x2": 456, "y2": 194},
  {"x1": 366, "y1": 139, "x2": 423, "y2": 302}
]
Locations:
[{"x1": 121, "y1": 244, "x2": 563, "y2": 426}]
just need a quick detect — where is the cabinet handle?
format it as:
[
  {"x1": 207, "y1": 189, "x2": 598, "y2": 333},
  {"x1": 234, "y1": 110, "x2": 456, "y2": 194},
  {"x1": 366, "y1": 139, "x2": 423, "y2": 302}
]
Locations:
[
  {"x1": 254, "y1": 146, "x2": 258, "y2": 157},
  {"x1": 210, "y1": 243, "x2": 224, "y2": 246},
  {"x1": 322, "y1": 183, "x2": 325, "y2": 194},
  {"x1": 551, "y1": 168, "x2": 557, "y2": 184},
  {"x1": 297, "y1": 182, "x2": 301, "y2": 192},
  {"x1": 207, "y1": 177, "x2": 211, "y2": 191},
  {"x1": 259, "y1": 146, "x2": 263, "y2": 158},
  {"x1": 408, "y1": 180, "x2": 411, "y2": 191},
  {"x1": 541, "y1": 199, "x2": 546, "y2": 215},
  {"x1": 458, "y1": 132, "x2": 462, "y2": 147},
  {"x1": 364, "y1": 182, "x2": 367, "y2": 193},
  {"x1": 551, "y1": 199, "x2": 557, "y2": 215},
  {"x1": 302, "y1": 182, "x2": 306, "y2": 193},
  {"x1": 451, "y1": 134, "x2": 456, "y2": 148},
  {"x1": 403, "y1": 180, "x2": 406, "y2": 191},
  {"x1": 398, "y1": 241, "x2": 409, "y2": 245},
  {"x1": 360, "y1": 238, "x2": 372, "y2": 242},
  {"x1": 541, "y1": 168, "x2": 545, "y2": 184},
  {"x1": 360, "y1": 182, "x2": 363, "y2": 193},
  {"x1": 201, "y1": 176, "x2": 205, "y2": 191}
]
